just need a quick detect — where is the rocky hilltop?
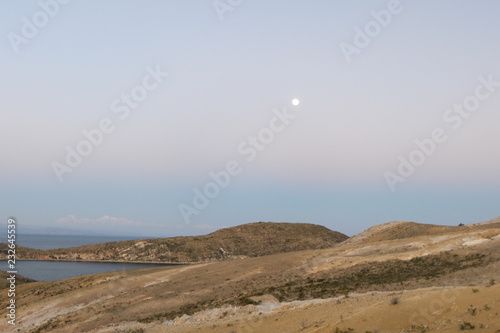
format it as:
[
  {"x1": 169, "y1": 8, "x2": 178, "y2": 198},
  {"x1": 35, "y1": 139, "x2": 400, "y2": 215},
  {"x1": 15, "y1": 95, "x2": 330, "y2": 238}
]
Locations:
[{"x1": 1, "y1": 222, "x2": 348, "y2": 263}]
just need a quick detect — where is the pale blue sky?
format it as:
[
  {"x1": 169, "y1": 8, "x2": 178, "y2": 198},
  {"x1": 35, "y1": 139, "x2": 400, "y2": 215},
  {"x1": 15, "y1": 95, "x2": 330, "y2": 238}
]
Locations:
[{"x1": 1, "y1": 0, "x2": 499, "y2": 237}]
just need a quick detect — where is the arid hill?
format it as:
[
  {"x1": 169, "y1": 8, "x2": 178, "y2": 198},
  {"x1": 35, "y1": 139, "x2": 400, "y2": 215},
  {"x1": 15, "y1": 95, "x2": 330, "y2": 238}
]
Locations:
[
  {"x1": 5, "y1": 222, "x2": 348, "y2": 263},
  {"x1": 341, "y1": 220, "x2": 500, "y2": 246},
  {"x1": 1, "y1": 218, "x2": 499, "y2": 333},
  {"x1": 0, "y1": 243, "x2": 42, "y2": 258},
  {"x1": 0, "y1": 270, "x2": 36, "y2": 289}
]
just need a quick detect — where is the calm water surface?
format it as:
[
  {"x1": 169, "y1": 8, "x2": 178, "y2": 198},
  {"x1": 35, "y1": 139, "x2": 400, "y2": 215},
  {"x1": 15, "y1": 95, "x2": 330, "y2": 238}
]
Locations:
[
  {"x1": 2, "y1": 260, "x2": 174, "y2": 281},
  {"x1": 1, "y1": 234, "x2": 174, "y2": 281}
]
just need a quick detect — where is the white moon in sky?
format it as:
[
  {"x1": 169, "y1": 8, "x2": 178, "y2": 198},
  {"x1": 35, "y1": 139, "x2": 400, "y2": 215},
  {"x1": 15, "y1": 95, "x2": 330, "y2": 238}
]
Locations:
[{"x1": 292, "y1": 98, "x2": 300, "y2": 106}]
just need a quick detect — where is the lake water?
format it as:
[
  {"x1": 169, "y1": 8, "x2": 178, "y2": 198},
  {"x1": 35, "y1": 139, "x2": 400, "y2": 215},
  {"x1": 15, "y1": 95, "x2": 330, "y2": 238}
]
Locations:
[
  {"x1": 2, "y1": 260, "x2": 173, "y2": 282},
  {"x1": 1, "y1": 234, "x2": 175, "y2": 281}
]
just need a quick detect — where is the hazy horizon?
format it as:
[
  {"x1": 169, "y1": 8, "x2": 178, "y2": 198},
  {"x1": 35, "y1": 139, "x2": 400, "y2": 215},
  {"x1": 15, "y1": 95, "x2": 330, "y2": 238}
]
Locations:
[{"x1": 11, "y1": 215, "x2": 500, "y2": 240}]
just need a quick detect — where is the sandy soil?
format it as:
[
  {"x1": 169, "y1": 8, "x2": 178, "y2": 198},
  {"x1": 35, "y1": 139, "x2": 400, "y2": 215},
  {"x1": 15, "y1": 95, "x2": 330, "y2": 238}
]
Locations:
[{"x1": 148, "y1": 285, "x2": 500, "y2": 333}]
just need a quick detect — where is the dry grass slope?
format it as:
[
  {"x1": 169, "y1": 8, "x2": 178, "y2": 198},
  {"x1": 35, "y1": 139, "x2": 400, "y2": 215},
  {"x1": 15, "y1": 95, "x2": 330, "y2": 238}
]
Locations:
[
  {"x1": 0, "y1": 270, "x2": 36, "y2": 289},
  {"x1": 343, "y1": 220, "x2": 500, "y2": 246},
  {"x1": 1, "y1": 217, "x2": 499, "y2": 333}
]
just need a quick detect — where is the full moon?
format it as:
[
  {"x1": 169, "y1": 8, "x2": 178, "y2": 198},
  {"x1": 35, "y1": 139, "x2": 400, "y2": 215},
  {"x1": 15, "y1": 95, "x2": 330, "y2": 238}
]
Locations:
[{"x1": 292, "y1": 98, "x2": 300, "y2": 106}]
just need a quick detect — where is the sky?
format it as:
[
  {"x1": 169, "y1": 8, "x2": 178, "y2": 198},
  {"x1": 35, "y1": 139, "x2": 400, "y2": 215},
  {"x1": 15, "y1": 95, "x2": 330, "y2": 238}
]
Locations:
[{"x1": 1, "y1": 0, "x2": 499, "y2": 238}]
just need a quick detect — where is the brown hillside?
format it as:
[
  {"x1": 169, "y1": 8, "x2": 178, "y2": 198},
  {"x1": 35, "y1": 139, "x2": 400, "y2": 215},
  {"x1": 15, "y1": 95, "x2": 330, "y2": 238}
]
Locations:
[
  {"x1": 8, "y1": 222, "x2": 347, "y2": 263},
  {"x1": 343, "y1": 219, "x2": 500, "y2": 246},
  {"x1": 1, "y1": 220, "x2": 499, "y2": 333},
  {"x1": 0, "y1": 270, "x2": 36, "y2": 289},
  {"x1": 0, "y1": 243, "x2": 43, "y2": 258}
]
